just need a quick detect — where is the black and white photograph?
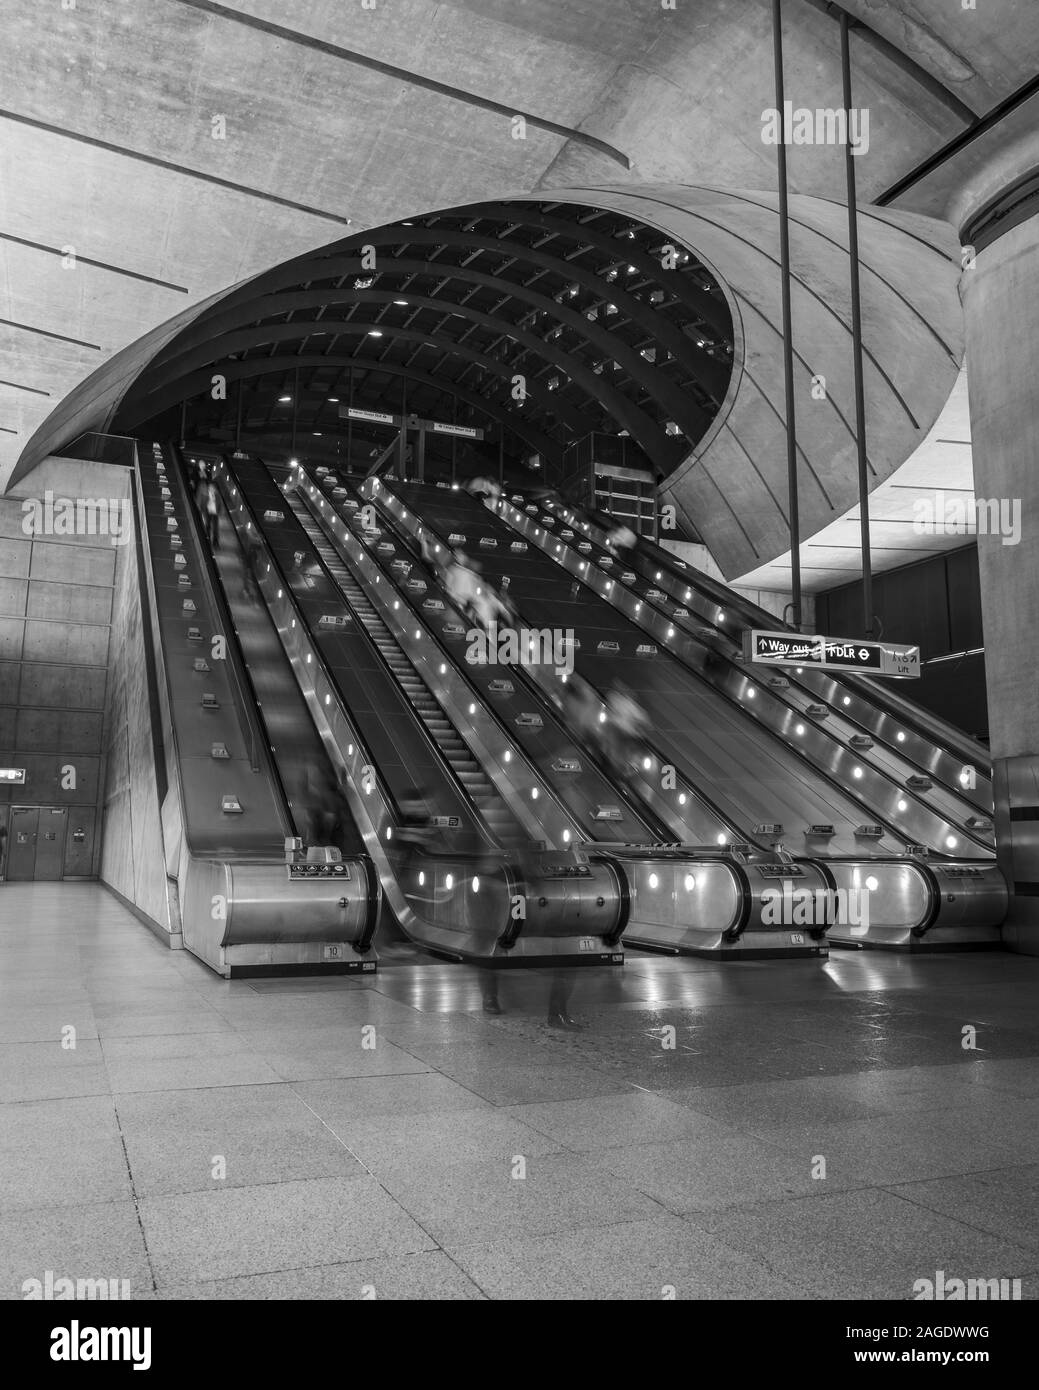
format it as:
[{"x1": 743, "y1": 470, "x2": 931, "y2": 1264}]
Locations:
[{"x1": 0, "y1": 0, "x2": 1037, "y2": 1352}]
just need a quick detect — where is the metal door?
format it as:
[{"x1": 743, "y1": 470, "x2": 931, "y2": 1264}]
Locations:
[
  {"x1": 63, "y1": 808, "x2": 97, "y2": 878},
  {"x1": 7, "y1": 807, "x2": 39, "y2": 880},
  {"x1": 35, "y1": 809, "x2": 68, "y2": 881}
]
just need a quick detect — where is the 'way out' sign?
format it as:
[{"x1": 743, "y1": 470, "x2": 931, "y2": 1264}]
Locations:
[{"x1": 744, "y1": 630, "x2": 920, "y2": 678}]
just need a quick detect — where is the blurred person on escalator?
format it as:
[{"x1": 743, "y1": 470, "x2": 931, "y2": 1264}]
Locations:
[
  {"x1": 241, "y1": 530, "x2": 264, "y2": 602},
  {"x1": 470, "y1": 579, "x2": 513, "y2": 635},
  {"x1": 604, "y1": 522, "x2": 637, "y2": 559},
  {"x1": 603, "y1": 682, "x2": 650, "y2": 782},
  {"x1": 561, "y1": 673, "x2": 605, "y2": 758},
  {"x1": 300, "y1": 764, "x2": 331, "y2": 847},
  {"x1": 196, "y1": 464, "x2": 220, "y2": 551},
  {"x1": 394, "y1": 786, "x2": 436, "y2": 858},
  {"x1": 466, "y1": 476, "x2": 502, "y2": 508},
  {"x1": 443, "y1": 549, "x2": 481, "y2": 621},
  {"x1": 417, "y1": 530, "x2": 440, "y2": 572}
]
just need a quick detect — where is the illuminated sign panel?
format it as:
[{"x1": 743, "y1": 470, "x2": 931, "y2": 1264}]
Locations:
[
  {"x1": 431, "y1": 422, "x2": 482, "y2": 439},
  {"x1": 744, "y1": 631, "x2": 920, "y2": 678},
  {"x1": 0, "y1": 769, "x2": 26, "y2": 784},
  {"x1": 343, "y1": 408, "x2": 398, "y2": 426}
]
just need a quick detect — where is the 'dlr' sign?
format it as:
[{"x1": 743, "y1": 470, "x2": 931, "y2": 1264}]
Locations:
[{"x1": 745, "y1": 631, "x2": 920, "y2": 679}]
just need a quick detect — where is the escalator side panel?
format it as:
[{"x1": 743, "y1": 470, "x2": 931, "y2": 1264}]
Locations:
[{"x1": 142, "y1": 444, "x2": 378, "y2": 977}]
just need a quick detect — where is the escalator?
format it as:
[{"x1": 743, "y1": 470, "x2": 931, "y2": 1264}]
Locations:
[
  {"x1": 540, "y1": 495, "x2": 993, "y2": 811},
  {"x1": 493, "y1": 495, "x2": 994, "y2": 857},
  {"x1": 291, "y1": 462, "x2": 843, "y2": 960},
  {"x1": 215, "y1": 453, "x2": 631, "y2": 965},
  {"x1": 288, "y1": 500, "x2": 526, "y2": 851},
  {"x1": 135, "y1": 443, "x2": 378, "y2": 977},
  {"x1": 371, "y1": 475, "x2": 1007, "y2": 952}
]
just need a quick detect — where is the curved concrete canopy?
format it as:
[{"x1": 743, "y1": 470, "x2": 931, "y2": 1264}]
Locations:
[
  {"x1": 4, "y1": 0, "x2": 1039, "y2": 493},
  {"x1": 560, "y1": 184, "x2": 965, "y2": 576},
  {"x1": 12, "y1": 186, "x2": 964, "y2": 586}
]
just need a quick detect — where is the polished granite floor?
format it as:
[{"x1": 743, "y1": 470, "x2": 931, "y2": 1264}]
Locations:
[{"x1": 2, "y1": 883, "x2": 1038, "y2": 1300}]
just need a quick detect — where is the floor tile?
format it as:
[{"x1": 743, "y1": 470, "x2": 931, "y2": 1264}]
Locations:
[
  {"x1": 139, "y1": 1178, "x2": 436, "y2": 1282},
  {"x1": 115, "y1": 1084, "x2": 367, "y2": 1196},
  {"x1": 0, "y1": 1201, "x2": 152, "y2": 1301}
]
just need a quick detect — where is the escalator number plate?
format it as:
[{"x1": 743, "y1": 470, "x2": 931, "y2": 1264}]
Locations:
[
  {"x1": 579, "y1": 937, "x2": 597, "y2": 951},
  {"x1": 790, "y1": 934, "x2": 805, "y2": 945},
  {"x1": 323, "y1": 944, "x2": 346, "y2": 960}
]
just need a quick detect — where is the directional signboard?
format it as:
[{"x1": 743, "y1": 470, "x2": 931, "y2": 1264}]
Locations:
[
  {"x1": 745, "y1": 632, "x2": 824, "y2": 665},
  {"x1": 744, "y1": 630, "x2": 920, "y2": 679},
  {"x1": 822, "y1": 638, "x2": 882, "y2": 671},
  {"x1": 431, "y1": 421, "x2": 483, "y2": 439},
  {"x1": 339, "y1": 406, "x2": 484, "y2": 440},
  {"x1": 343, "y1": 407, "x2": 399, "y2": 426}
]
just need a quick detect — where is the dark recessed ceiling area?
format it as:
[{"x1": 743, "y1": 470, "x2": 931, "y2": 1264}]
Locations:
[{"x1": 116, "y1": 198, "x2": 735, "y2": 486}]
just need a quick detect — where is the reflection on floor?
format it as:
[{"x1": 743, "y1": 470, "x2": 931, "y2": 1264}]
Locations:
[{"x1": 2, "y1": 883, "x2": 1038, "y2": 1300}]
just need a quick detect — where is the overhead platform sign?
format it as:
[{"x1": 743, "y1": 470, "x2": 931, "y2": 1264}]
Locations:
[
  {"x1": 744, "y1": 630, "x2": 920, "y2": 678},
  {"x1": 339, "y1": 406, "x2": 483, "y2": 440},
  {"x1": 431, "y1": 421, "x2": 482, "y2": 439},
  {"x1": 342, "y1": 407, "x2": 400, "y2": 427}
]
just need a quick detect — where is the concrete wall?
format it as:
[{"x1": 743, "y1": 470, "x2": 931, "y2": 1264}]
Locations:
[
  {"x1": 662, "y1": 539, "x2": 816, "y2": 629},
  {"x1": 99, "y1": 473, "x2": 174, "y2": 940},
  {"x1": 0, "y1": 458, "x2": 128, "y2": 876},
  {"x1": 961, "y1": 212, "x2": 1039, "y2": 954}
]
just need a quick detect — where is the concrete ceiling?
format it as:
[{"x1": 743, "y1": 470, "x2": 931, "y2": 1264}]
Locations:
[{"x1": 3, "y1": 0, "x2": 1037, "y2": 578}]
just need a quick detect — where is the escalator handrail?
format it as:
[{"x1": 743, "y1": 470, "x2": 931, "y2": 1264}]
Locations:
[
  {"x1": 173, "y1": 446, "x2": 294, "y2": 831},
  {"x1": 294, "y1": 473, "x2": 591, "y2": 848},
  {"x1": 571, "y1": 494, "x2": 992, "y2": 774},
  {"x1": 321, "y1": 474, "x2": 679, "y2": 848},
  {"x1": 228, "y1": 456, "x2": 517, "y2": 855},
  {"x1": 491, "y1": 490, "x2": 993, "y2": 857},
  {"x1": 533, "y1": 499, "x2": 995, "y2": 836},
  {"x1": 281, "y1": 485, "x2": 520, "y2": 853},
  {"x1": 371, "y1": 476, "x2": 762, "y2": 853}
]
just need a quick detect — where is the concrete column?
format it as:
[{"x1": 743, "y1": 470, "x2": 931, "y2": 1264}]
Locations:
[{"x1": 960, "y1": 211, "x2": 1039, "y2": 953}]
